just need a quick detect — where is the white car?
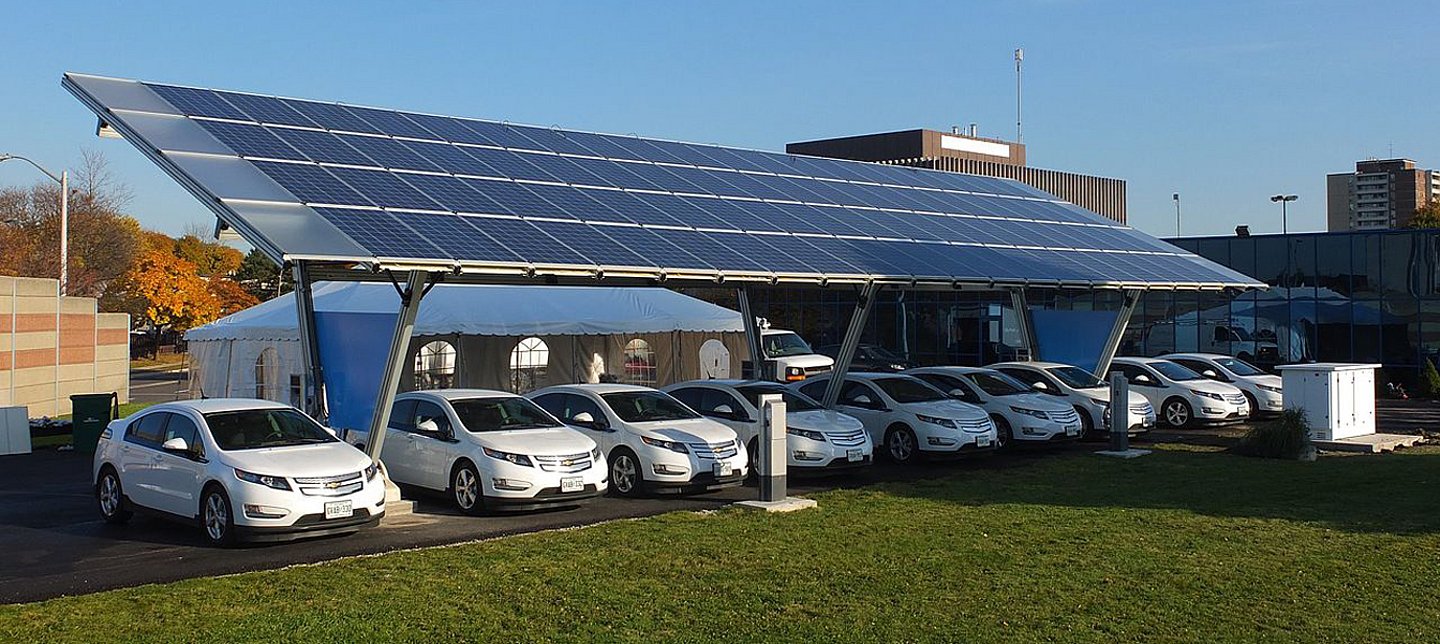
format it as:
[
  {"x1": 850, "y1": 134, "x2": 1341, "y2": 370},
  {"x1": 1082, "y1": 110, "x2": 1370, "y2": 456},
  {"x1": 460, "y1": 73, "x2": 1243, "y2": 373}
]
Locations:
[
  {"x1": 904, "y1": 366, "x2": 1083, "y2": 447},
  {"x1": 1108, "y1": 357, "x2": 1251, "y2": 428},
  {"x1": 357, "y1": 390, "x2": 606, "y2": 515},
  {"x1": 792, "y1": 373, "x2": 996, "y2": 464},
  {"x1": 92, "y1": 399, "x2": 385, "y2": 547},
  {"x1": 527, "y1": 384, "x2": 748, "y2": 496},
  {"x1": 989, "y1": 361, "x2": 1156, "y2": 437},
  {"x1": 663, "y1": 379, "x2": 872, "y2": 474},
  {"x1": 1162, "y1": 353, "x2": 1284, "y2": 416}
]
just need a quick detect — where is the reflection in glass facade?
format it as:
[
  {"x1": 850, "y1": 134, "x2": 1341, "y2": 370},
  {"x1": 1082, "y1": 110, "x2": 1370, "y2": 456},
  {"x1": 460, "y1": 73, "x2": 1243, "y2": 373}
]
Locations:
[{"x1": 683, "y1": 229, "x2": 1439, "y2": 390}]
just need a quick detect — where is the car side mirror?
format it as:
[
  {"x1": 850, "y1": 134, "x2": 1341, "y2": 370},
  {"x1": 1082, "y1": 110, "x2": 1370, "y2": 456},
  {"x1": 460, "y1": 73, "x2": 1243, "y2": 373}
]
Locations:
[
  {"x1": 1030, "y1": 381, "x2": 1049, "y2": 391},
  {"x1": 572, "y1": 412, "x2": 611, "y2": 431},
  {"x1": 714, "y1": 403, "x2": 734, "y2": 415},
  {"x1": 1134, "y1": 374, "x2": 1152, "y2": 385},
  {"x1": 1201, "y1": 369, "x2": 1219, "y2": 379},
  {"x1": 416, "y1": 418, "x2": 440, "y2": 434},
  {"x1": 948, "y1": 388, "x2": 967, "y2": 398},
  {"x1": 161, "y1": 437, "x2": 189, "y2": 453}
]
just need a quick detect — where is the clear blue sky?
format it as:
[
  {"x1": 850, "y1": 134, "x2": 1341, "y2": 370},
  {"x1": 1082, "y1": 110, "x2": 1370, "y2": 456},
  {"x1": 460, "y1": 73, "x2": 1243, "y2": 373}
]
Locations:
[{"x1": 1, "y1": 1, "x2": 1435, "y2": 239}]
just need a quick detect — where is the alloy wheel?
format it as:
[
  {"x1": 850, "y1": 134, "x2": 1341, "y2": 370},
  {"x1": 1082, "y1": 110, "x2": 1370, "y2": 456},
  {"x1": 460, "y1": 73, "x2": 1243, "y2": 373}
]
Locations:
[
  {"x1": 98, "y1": 474, "x2": 120, "y2": 517},
  {"x1": 888, "y1": 430, "x2": 915, "y2": 462},
  {"x1": 1165, "y1": 401, "x2": 1190, "y2": 427},
  {"x1": 203, "y1": 493, "x2": 228, "y2": 542},
  {"x1": 454, "y1": 467, "x2": 479, "y2": 510},
  {"x1": 611, "y1": 453, "x2": 637, "y2": 494}
]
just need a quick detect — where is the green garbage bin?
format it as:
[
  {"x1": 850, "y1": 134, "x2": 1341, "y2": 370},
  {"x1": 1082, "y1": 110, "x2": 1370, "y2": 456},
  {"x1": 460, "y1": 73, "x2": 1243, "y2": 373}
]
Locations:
[{"x1": 71, "y1": 393, "x2": 119, "y2": 454}]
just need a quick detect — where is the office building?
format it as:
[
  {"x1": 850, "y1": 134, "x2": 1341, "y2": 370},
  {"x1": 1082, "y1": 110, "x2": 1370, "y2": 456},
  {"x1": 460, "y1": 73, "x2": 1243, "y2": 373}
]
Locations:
[{"x1": 1326, "y1": 159, "x2": 1440, "y2": 231}]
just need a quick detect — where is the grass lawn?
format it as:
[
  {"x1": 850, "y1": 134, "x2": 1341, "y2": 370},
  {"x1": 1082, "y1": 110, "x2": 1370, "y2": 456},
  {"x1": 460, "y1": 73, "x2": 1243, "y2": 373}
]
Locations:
[{"x1": 3, "y1": 444, "x2": 1439, "y2": 642}]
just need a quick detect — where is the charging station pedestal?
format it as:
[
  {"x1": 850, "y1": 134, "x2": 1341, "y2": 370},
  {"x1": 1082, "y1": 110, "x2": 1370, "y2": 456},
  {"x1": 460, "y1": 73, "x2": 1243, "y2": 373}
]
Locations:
[
  {"x1": 736, "y1": 393, "x2": 816, "y2": 512},
  {"x1": 1097, "y1": 373, "x2": 1150, "y2": 459}
]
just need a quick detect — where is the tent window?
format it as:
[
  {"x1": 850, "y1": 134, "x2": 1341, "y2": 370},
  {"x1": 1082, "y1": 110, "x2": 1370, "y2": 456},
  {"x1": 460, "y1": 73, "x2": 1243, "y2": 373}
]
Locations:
[
  {"x1": 622, "y1": 338, "x2": 657, "y2": 385},
  {"x1": 509, "y1": 337, "x2": 550, "y2": 393},
  {"x1": 414, "y1": 340, "x2": 457, "y2": 390},
  {"x1": 699, "y1": 338, "x2": 731, "y2": 379},
  {"x1": 255, "y1": 348, "x2": 278, "y2": 400}
]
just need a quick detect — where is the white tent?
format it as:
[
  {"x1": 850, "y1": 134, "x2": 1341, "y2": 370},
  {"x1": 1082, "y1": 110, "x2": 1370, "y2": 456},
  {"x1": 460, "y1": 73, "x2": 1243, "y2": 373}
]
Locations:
[{"x1": 186, "y1": 282, "x2": 746, "y2": 430}]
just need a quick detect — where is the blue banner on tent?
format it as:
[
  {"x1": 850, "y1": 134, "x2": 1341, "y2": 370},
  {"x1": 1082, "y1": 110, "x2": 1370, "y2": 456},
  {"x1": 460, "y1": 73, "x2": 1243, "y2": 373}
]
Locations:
[
  {"x1": 1031, "y1": 309, "x2": 1120, "y2": 374},
  {"x1": 314, "y1": 311, "x2": 399, "y2": 434}
]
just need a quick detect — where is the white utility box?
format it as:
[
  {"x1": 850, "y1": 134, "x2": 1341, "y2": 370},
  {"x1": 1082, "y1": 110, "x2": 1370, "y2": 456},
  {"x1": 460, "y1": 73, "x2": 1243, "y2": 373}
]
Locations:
[
  {"x1": 0, "y1": 406, "x2": 31, "y2": 456},
  {"x1": 1275, "y1": 363, "x2": 1379, "y2": 440}
]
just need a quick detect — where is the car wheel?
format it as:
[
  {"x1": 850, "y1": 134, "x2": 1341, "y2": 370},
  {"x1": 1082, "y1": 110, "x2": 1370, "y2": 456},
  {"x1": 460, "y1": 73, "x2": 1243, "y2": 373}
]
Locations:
[
  {"x1": 885, "y1": 425, "x2": 918, "y2": 464},
  {"x1": 992, "y1": 415, "x2": 1013, "y2": 449},
  {"x1": 1242, "y1": 391, "x2": 1258, "y2": 415},
  {"x1": 609, "y1": 448, "x2": 643, "y2": 497},
  {"x1": 1162, "y1": 397, "x2": 1192, "y2": 428},
  {"x1": 1076, "y1": 406, "x2": 1095, "y2": 439},
  {"x1": 201, "y1": 486, "x2": 236, "y2": 548},
  {"x1": 746, "y1": 438, "x2": 760, "y2": 481},
  {"x1": 96, "y1": 468, "x2": 132, "y2": 525},
  {"x1": 451, "y1": 460, "x2": 486, "y2": 516}
]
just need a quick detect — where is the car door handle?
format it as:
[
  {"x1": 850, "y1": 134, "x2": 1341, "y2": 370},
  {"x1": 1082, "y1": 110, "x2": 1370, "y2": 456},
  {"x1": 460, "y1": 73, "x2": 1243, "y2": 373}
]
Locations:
[{"x1": 152, "y1": 453, "x2": 164, "y2": 462}]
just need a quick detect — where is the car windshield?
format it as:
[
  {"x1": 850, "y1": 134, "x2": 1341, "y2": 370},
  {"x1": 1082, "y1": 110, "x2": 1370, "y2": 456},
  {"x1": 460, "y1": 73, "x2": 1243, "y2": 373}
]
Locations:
[
  {"x1": 601, "y1": 391, "x2": 701, "y2": 422},
  {"x1": 1213, "y1": 357, "x2": 1265, "y2": 377},
  {"x1": 1151, "y1": 361, "x2": 1203, "y2": 382},
  {"x1": 763, "y1": 332, "x2": 814, "y2": 357},
  {"x1": 205, "y1": 408, "x2": 337, "y2": 450},
  {"x1": 1230, "y1": 327, "x2": 1254, "y2": 341},
  {"x1": 451, "y1": 397, "x2": 562, "y2": 432},
  {"x1": 873, "y1": 377, "x2": 947, "y2": 403},
  {"x1": 966, "y1": 371, "x2": 1028, "y2": 396},
  {"x1": 865, "y1": 346, "x2": 905, "y2": 361},
  {"x1": 1047, "y1": 366, "x2": 1105, "y2": 389},
  {"x1": 735, "y1": 384, "x2": 822, "y2": 412}
]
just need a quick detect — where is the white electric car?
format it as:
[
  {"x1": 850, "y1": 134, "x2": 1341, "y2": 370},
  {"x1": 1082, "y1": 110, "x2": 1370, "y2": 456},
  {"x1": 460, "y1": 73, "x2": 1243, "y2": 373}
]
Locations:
[
  {"x1": 92, "y1": 399, "x2": 385, "y2": 547},
  {"x1": 1162, "y1": 353, "x2": 1284, "y2": 416},
  {"x1": 989, "y1": 361, "x2": 1156, "y2": 437},
  {"x1": 527, "y1": 384, "x2": 748, "y2": 496},
  {"x1": 792, "y1": 373, "x2": 996, "y2": 463},
  {"x1": 904, "y1": 366, "x2": 1083, "y2": 447},
  {"x1": 356, "y1": 390, "x2": 607, "y2": 515},
  {"x1": 663, "y1": 379, "x2": 873, "y2": 474},
  {"x1": 1108, "y1": 357, "x2": 1251, "y2": 428}
]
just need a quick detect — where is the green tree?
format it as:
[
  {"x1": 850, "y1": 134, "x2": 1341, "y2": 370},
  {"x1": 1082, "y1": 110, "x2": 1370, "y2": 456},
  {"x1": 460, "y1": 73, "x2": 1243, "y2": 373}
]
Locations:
[
  {"x1": 1405, "y1": 201, "x2": 1440, "y2": 229},
  {"x1": 1419, "y1": 359, "x2": 1440, "y2": 399},
  {"x1": 174, "y1": 234, "x2": 243, "y2": 277},
  {"x1": 232, "y1": 248, "x2": 291, "y2": 301}
]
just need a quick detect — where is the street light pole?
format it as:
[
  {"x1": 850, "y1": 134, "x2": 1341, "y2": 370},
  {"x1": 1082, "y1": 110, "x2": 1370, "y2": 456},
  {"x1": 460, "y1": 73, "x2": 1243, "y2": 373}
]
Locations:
[
  {"x1": 0, "y1": 154, "x2": 69, "y2": 295},
  {"x1": 1270, "y1": 194, "x2": 1298, "y2": 235},
  {"x1": 1172, "y1": 193, "x2": 1181, "y2": 237}
]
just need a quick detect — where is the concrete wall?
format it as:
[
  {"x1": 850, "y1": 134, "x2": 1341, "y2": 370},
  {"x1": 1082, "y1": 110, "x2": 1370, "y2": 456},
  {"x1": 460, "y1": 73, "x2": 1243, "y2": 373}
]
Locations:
[{"x1": 0, "y1": 276, "x2": 129, "y2": 417}]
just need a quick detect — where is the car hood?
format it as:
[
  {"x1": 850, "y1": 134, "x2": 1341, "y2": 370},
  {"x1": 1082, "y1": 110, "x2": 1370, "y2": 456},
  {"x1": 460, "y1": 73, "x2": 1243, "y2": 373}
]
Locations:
[
  {"x1": 220, "y1": 442, "x2": 370, "y2": 477},
  {"x1": 1076, "y1": 388, "x2": 1150, "y2": 408},
  {"x1": 1238, "y1": 374, "x2": 1282, "y2": 388},
  {"x1": 1182, "y1": 379, "x2": 1244, "y2": 396},
  {"x1": 788, "y1": 409, "x2": 866, "y2": 433},
  {"x1": 994, "y1": 392, "x2": 1072, "y2": 413},
  {"x1": 633, "y1": 417, "x2": 738, "y2": 443},
  {"x1": 900, "y1": 399, "x2": 988, "y2": 421},
  {"x1": 471, "y1": 428, "x2": 596, "y2": 456},
  {"x1": 774, "y1": 354, "x2": 834, "y2": 369}
]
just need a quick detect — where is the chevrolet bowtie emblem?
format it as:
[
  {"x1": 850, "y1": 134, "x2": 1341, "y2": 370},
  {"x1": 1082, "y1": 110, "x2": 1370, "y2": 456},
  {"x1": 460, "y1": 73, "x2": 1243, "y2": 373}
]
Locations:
[
  {"x1": 325, "y1": 481, "x2": 341, "y2": 489},
  {"x1": 561, "y1": 459, "x2": 573, "y2": 466}
]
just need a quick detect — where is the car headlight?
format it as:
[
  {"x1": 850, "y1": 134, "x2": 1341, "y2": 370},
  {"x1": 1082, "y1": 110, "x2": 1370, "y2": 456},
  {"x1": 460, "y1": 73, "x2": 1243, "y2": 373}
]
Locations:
[
  {"x1": 785, "y1": 366, "x2": 806, "y2": 382},
  {"x1": 590, "y1": 446, "x2": 602, "y2": 460},
  {"x1": 915, "y1": 414, "x2": 957, "y2": 429},
  {"x1": 787, "y1": 427, "x2": 826, "y2": 442},
  {"x1": 1190, "y1": 390, "x2": 1225, "y2": 401},
  {"x1": 482, "y1": 447, "x2": 534, "y2": 467},
  {"x1": 364, "y1": 462, "x2": 380, "y2": 481},
  {"x1": 641, "y1": 436, "x2": 690, "y2": 454},
  {"x1": 1010, "y1": 406, "x2": 1048, "y2": 420},
  {"x1": 1258, "y1": 384, "x2": 1282, "y2": 394},
  {"x1": 234, "y1": 468, "x2": 291, "y2": 491}
]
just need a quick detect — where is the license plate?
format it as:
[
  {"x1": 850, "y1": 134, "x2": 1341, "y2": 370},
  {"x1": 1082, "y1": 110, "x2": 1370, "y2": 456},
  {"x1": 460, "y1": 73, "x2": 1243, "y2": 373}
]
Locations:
[
  {"x1": 1065, "y1": 424, "x2": 1080, "y2": 436},
  {"x1": 560, "y1": 476, "x2": 583, "y2": 493},
  {"x1": 713, "y1": 462, "x2": 730, "y2": 477},
  {"x1": 977, "y1": 437, "x2": 992, "y2": 448},
  {"x1": 324, "y1": 500, "x2": 353, "y2": 520},
  {"x1": 846, "y1": 448, "x2": 863, "y2": 462}
]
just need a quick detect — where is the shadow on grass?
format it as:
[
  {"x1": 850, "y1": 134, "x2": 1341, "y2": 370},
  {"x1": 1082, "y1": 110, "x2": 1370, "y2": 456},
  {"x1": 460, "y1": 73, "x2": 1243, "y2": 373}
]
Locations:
[{"x1": 876, "y1": 444, "x2": 1440, "y2": 536}]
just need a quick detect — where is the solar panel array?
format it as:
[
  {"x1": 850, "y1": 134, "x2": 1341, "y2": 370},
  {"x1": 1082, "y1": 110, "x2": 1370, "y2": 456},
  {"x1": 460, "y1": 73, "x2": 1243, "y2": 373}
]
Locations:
[{"x1": 75, "y1": 76, "x2": 1262, "y2": 288}]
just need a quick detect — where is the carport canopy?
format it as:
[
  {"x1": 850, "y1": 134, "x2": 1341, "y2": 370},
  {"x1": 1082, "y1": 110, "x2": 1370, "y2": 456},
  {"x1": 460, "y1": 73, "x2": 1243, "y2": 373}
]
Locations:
[{"x1": 65, "y1": 73, "x2": 1263, "y2": 457}]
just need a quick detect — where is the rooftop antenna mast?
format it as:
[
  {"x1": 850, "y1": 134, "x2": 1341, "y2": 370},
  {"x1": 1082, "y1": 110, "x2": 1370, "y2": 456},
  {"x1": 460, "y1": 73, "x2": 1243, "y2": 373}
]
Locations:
[{"x1": 1014, "y1": 47, "x2": 1024, "y2": 144}]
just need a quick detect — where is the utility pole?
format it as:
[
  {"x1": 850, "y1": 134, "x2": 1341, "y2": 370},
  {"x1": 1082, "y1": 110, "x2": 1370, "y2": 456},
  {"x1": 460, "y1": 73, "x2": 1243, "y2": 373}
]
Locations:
[
  {"x1": 1173, "y1": 193, "x2": 1181, "y2": 237},
  {"x1": 1014, "y1": 48, "x2": 1024, "y2": 144}
]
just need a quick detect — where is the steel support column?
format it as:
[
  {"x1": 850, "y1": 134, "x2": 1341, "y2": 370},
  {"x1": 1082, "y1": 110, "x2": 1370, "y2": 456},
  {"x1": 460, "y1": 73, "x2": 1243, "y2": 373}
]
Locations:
[
  {"x1": 737, "y1": 287, "x2": 767, "y2": 381},
  {"x1": 364, "y1": 271, "x2": 429, "y2": 460},
  {"x1": 1009, "y1": 288, "x2": 1036, "y2": 361},
  {"x1": 822, "y1": 282, "x2": 879, "y2": 409},
  {"x1": 291, "y1": 261, "x2": 326, "y2": 420},
  {"x1": 1093, "y1": 289, "x2": 1142, "y2": 379}
]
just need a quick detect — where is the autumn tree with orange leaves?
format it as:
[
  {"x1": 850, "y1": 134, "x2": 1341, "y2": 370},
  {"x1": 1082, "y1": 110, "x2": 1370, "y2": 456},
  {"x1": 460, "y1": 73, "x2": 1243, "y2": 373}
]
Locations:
[{"x1": 111, "y1": 250, "x2": 222, "y2": 334}]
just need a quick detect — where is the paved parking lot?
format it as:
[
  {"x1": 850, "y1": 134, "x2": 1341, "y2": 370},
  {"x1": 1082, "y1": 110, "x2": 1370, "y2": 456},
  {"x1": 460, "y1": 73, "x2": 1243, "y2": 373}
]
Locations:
[{"x1": 0, "y1": 446, "x2": 1068, "y2": 604}]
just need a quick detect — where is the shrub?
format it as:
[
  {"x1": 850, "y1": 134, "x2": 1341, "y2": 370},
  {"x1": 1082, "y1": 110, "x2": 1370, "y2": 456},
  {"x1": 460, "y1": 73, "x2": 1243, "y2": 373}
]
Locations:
[
  {"x1": 1234, "y1": 409, "x2": 1313, "y2": 460},
  {"x1": 1419, "y1": 360, "x2": 1440, "y2": 399}
]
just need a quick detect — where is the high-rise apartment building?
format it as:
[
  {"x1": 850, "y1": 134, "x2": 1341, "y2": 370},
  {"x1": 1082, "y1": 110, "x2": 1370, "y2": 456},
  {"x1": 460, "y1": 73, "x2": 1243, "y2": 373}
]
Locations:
[
  {"x1": 786, "y1": 128, "x2": 1127, "y2": 223},
  {"x1": 1326, "y1": 159, "x2": 1440, "y2": 231}
]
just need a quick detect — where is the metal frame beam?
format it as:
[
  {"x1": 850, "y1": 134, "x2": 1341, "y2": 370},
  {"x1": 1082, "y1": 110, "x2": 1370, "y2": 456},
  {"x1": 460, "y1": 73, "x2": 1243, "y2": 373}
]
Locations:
[
  {"x1": 364, "y1": 270, "x2": 430, "y2": 460},
  {"x1": 1093, "y1": 289, "x2": 1142, "y2": 379},
  {"x1": 821, "y1": 282, "x2": 880, "y2": 409},
  {"x1": 1009, "y1": 288, "x2": 1036, "y2": 362},
  {"x1": 737, "y1": 286, "x2": 768, "y2": 381},
  {"x1": 291, "y1": 261, "x2": 326, "y2": 420}
]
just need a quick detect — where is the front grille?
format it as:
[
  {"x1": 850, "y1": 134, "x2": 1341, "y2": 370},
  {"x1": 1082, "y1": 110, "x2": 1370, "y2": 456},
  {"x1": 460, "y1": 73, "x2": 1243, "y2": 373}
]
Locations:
[
  {"x1": 1049, "y1": 408, "x2": 1080, "y2": 424},
  {"x1": 295, "y1": 471, "x2": 364, "y2": 497},
  {"x1": 826, "y1": 428, "x2": 868, "y2": 447},
  {"x1": 1130, "y1": 403, "x2": 1153, "y2": 415},
  {"x1": 804, "y1": 365, "x2": 832, "y2": 376},
  {"x1": 688, "y1": 441, "x2": 739, "y2": 459},
  {"x1": 534, "y1": 452, "x2": 594, "y2": 473},
  {"x1": 1224, "y1": 393, "x2": 1247, "y2": 406},
  {"x1": 957, "y1": 418, "x2": 993, "y2": 434}
]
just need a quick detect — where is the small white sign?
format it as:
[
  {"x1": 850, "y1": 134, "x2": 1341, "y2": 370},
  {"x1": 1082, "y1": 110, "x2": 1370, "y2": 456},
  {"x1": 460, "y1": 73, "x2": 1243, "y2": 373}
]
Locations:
[{"x1": 940, "y1": 134, "x2": 1011, "y2": 159}]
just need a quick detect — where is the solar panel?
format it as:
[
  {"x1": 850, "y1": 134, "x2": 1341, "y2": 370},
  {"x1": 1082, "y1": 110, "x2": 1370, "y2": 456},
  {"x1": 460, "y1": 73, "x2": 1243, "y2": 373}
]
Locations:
[{"x1": 64, "y1": 73, "x2": 1263, "y2": 289}]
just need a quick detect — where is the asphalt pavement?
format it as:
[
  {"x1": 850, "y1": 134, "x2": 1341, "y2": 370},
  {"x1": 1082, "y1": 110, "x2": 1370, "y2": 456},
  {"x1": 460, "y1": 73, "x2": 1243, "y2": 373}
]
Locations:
[
  {"x1": 128, "y1": 368, "x2": 188, "y2": 404},
  {"x1": 0, "y1": 447, "x2": 1060, "y2": 604}
]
